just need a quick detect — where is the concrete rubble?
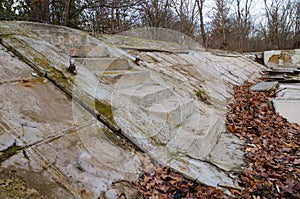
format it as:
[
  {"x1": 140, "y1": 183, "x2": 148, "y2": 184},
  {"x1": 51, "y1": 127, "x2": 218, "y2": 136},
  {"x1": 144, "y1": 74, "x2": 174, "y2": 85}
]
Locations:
[
  {"x1": 256, "y1": 50, "x2": 300, "y2": 126},
  {"x1": 0, "y1": 21, "x2": 271, "y2": 198},
  {"x1": 244, "y1": 49, "x2": 300, "y2": 125},
  {"x1": 264, "y1": 49, "x2": 300, "y2": 68}
]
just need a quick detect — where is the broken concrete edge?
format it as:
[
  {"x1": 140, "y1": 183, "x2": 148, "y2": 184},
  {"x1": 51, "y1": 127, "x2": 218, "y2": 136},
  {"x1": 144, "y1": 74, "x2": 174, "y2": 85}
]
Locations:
[
  {"x1": 0, "y1": 131, "x2": 66, "y2": 164},
  {"x1": 250, "y1": 81, "x2": 278, "y2": 92},
  {"x1": 272, "y1": 99, "x2": 300, "y2": 125},
  {"x1": 0, "y1": 136, "x2": 82, "y2": 197},
  {"x1": 140, "y1": 145, "x2": 238, "y2": 193},
  {"x1": 118, "y1": 46, "x2": 190, "y2": 54},
  {"x1": 264, "y1": 49, "x2": 300, "y2": 68},
  {"x1": 170, "y1": 165, "x2": 234, "y2": 194}
]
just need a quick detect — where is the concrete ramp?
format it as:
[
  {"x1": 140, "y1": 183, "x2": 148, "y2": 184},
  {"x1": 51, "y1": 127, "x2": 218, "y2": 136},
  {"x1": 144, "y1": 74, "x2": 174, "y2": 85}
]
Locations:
[{"x1": 0, "y1": 21, "x2": 267, "y2": 196}]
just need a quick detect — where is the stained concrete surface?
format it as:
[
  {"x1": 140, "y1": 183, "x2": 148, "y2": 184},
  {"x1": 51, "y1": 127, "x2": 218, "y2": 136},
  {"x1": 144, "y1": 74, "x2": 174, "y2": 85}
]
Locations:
[
  {"x1": 0, "y1": 21, "x2": 269, "y2": 196},
  {"x1": 264, "y1": 49, "x2": 300, "y2": 68},
  {"x1": 0, "y1": 47, "x2": 143, "y2": 198}
]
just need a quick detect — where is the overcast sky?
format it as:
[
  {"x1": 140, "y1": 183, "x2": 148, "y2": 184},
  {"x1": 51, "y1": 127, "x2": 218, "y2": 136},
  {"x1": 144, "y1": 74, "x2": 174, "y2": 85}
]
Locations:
[{"x1": 202, "y1": 0, "x2": 269, "y2": 23}]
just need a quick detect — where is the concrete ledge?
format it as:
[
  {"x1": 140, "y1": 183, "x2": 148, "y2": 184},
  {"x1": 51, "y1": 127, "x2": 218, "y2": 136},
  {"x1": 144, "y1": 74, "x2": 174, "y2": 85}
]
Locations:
[{"x1": 76, "y1": 58, "x2": 130, "y2": 71}]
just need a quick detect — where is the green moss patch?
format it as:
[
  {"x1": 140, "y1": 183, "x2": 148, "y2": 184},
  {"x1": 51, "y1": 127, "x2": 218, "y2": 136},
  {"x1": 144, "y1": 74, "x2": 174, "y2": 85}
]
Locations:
[
  {"x1": 195, "y1": 89, "x2": 211, "y2": 105},
  {"x1": 94, "y1": 99, "x2": 115, "y2": 125},
  {"x1": 0, "y1": 143, "x2": 23, "y2": 163},
  {"x1": 149, "y1": 136, "x2": 167, "y2": 147}
]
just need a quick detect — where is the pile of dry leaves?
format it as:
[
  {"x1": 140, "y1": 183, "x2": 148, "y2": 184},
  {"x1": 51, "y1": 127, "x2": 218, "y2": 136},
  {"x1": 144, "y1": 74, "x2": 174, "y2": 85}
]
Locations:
[
  {"x1": 135, "y1": 82, "x2": 299, "y2": 198},
  {"x1": 134, "y1": 167, "x2": 226, "y2": 198},
  {"x1": 226, "y1": 82, "x2": 299, "y2": 198}
]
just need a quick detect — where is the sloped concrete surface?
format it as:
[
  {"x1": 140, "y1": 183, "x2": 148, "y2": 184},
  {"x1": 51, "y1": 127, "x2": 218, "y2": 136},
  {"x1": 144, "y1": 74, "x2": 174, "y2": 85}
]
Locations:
[
  {"x1": 0, "y1": 47, "x2": 143, "y2": 198},
  {"x1": 0, "y1": 21, "x2": 268, "y2": 195}
]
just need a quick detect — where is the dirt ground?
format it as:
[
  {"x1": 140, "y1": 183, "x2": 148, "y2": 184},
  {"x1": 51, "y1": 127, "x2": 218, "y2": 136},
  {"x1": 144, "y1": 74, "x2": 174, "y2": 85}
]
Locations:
[{"x1": 0, "y1": 166, "x2": 74, "y2": 199}]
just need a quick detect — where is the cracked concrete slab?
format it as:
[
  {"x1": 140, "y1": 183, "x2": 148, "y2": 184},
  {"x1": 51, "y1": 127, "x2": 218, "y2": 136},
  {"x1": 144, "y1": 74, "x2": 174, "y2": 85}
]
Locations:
[
  {"x1": 0, "y1": 77, "x2": 81, "y2": 144},
  {"x1": 0, "y1": 48, "x2": 34, "y2": 84},
  {"x1": 273, "y1": 99, "x2": 300, "y2": 125},
  {"x1": 207, "y1": 132, "x2": 245, "y2": 172},
  {"x1": 0, "y1": 21, "x2": 268, "y2": 194},
  {"x1": 0, "y1": 44, "x2": 143, "y2": 198}
]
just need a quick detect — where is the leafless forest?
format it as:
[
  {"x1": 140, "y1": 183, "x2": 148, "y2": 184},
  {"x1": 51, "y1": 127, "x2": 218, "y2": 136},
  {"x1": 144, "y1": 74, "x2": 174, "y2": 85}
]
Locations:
[{"x1": 1, "y1": 0, "x2": 299, "y2": 52}]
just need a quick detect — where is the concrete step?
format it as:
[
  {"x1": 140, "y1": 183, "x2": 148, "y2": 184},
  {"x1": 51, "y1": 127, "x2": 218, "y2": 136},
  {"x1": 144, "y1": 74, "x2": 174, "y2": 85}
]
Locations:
[
  {"x1": 97, "y1": 70, "x2": 152, "y2": 88},
  {"x1": 145, "y1": 97, "x2": 194, "y2": 129},
  {"x1": 76, "y1": 58, "x2": 131, "y2": 71},
  {"x1": 167, "y1": 112, "x2": 224, "y2": 158},
  {"x1": 119, "y1": 84, "x2": 173, "y2": 107},
  {"x1": 276, "y1": 83, "x2": 300, "y2": 99},
  {"x1": 56, "y1": 44, "x2": 108, "y2": 57}
]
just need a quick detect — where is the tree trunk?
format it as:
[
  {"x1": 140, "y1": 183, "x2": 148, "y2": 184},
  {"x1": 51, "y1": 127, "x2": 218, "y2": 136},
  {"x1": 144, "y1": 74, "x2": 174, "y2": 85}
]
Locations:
[
  {"x1": 44, "y1": 0, "x2": 50, "y2": 23},
  {"x1": 64, "y1": 0, "x2": 72, "y2": 26},
  {"x1": 196, "y1": 0, "x2": 207, "y2": 47}
]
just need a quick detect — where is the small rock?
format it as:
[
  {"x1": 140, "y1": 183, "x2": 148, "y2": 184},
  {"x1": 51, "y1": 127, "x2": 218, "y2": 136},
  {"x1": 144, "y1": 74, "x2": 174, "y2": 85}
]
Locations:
[
  {"x1": 68, "y1": 58, "x2": 77, "y2": 74},
  {"x1": 31, "y1": 72, "x2": 39, "y2": 77},
  {"x1": 8, "y1": 51, "x2": 15, "y2": 57}
]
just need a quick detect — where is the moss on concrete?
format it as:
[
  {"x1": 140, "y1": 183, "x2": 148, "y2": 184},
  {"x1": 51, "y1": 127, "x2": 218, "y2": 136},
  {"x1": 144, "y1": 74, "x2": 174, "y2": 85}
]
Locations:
[
  {"x1": 1, "y1": 34, "x2": 75, "y2": 93},
  {"x1": 149, "y1": 136, "x2": 167, "y2": 147},
  {"x1": 0, "y1": 143, "x2": 23, "y2": 163},
  {"x1": 94, "y1": 99, "x2": 115, "y2": 125},
  {"x1": 195, "y1": 89, "x2": 211, "y2": 105}
]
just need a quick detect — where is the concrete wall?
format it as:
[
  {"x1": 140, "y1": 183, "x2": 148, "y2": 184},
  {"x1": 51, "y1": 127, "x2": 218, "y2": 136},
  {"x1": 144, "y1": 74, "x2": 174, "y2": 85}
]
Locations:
[{"x1": 264, "y1": 49, "x2": 300, "y2": 68}]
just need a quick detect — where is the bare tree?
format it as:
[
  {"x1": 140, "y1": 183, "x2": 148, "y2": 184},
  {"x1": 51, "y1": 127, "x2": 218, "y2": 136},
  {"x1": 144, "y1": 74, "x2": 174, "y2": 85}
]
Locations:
[
  {"x1": 195, "y1": 0, "x2": 207, "y2": 47},
  {"x1": 58, "y1": 0, "x2": 142, "y2": 32},
  {"x1": 262, "y1": 0, "x2": 296, "y2": 49},
  {"x1": 28, "y1": 0, "x2": 50, "y2": 22},
  {"x1": 140, "y1": 0, "x2": 174, "y2": 28},
  {"x1": 209, "y1": 0, "x2": 232, "y2": 50},
  {"x1": 170, "y1": 0, "x2": 198, "y2": 37},
  {"x1": 64, "y1": 0, "x2": 72, "y2": 26},
  {"x1": 232, "y1": 0, "x2": 253, "y2": 52},
  {"x1": 293, "y1": 0, "x2": 300, "y2": 48}
]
